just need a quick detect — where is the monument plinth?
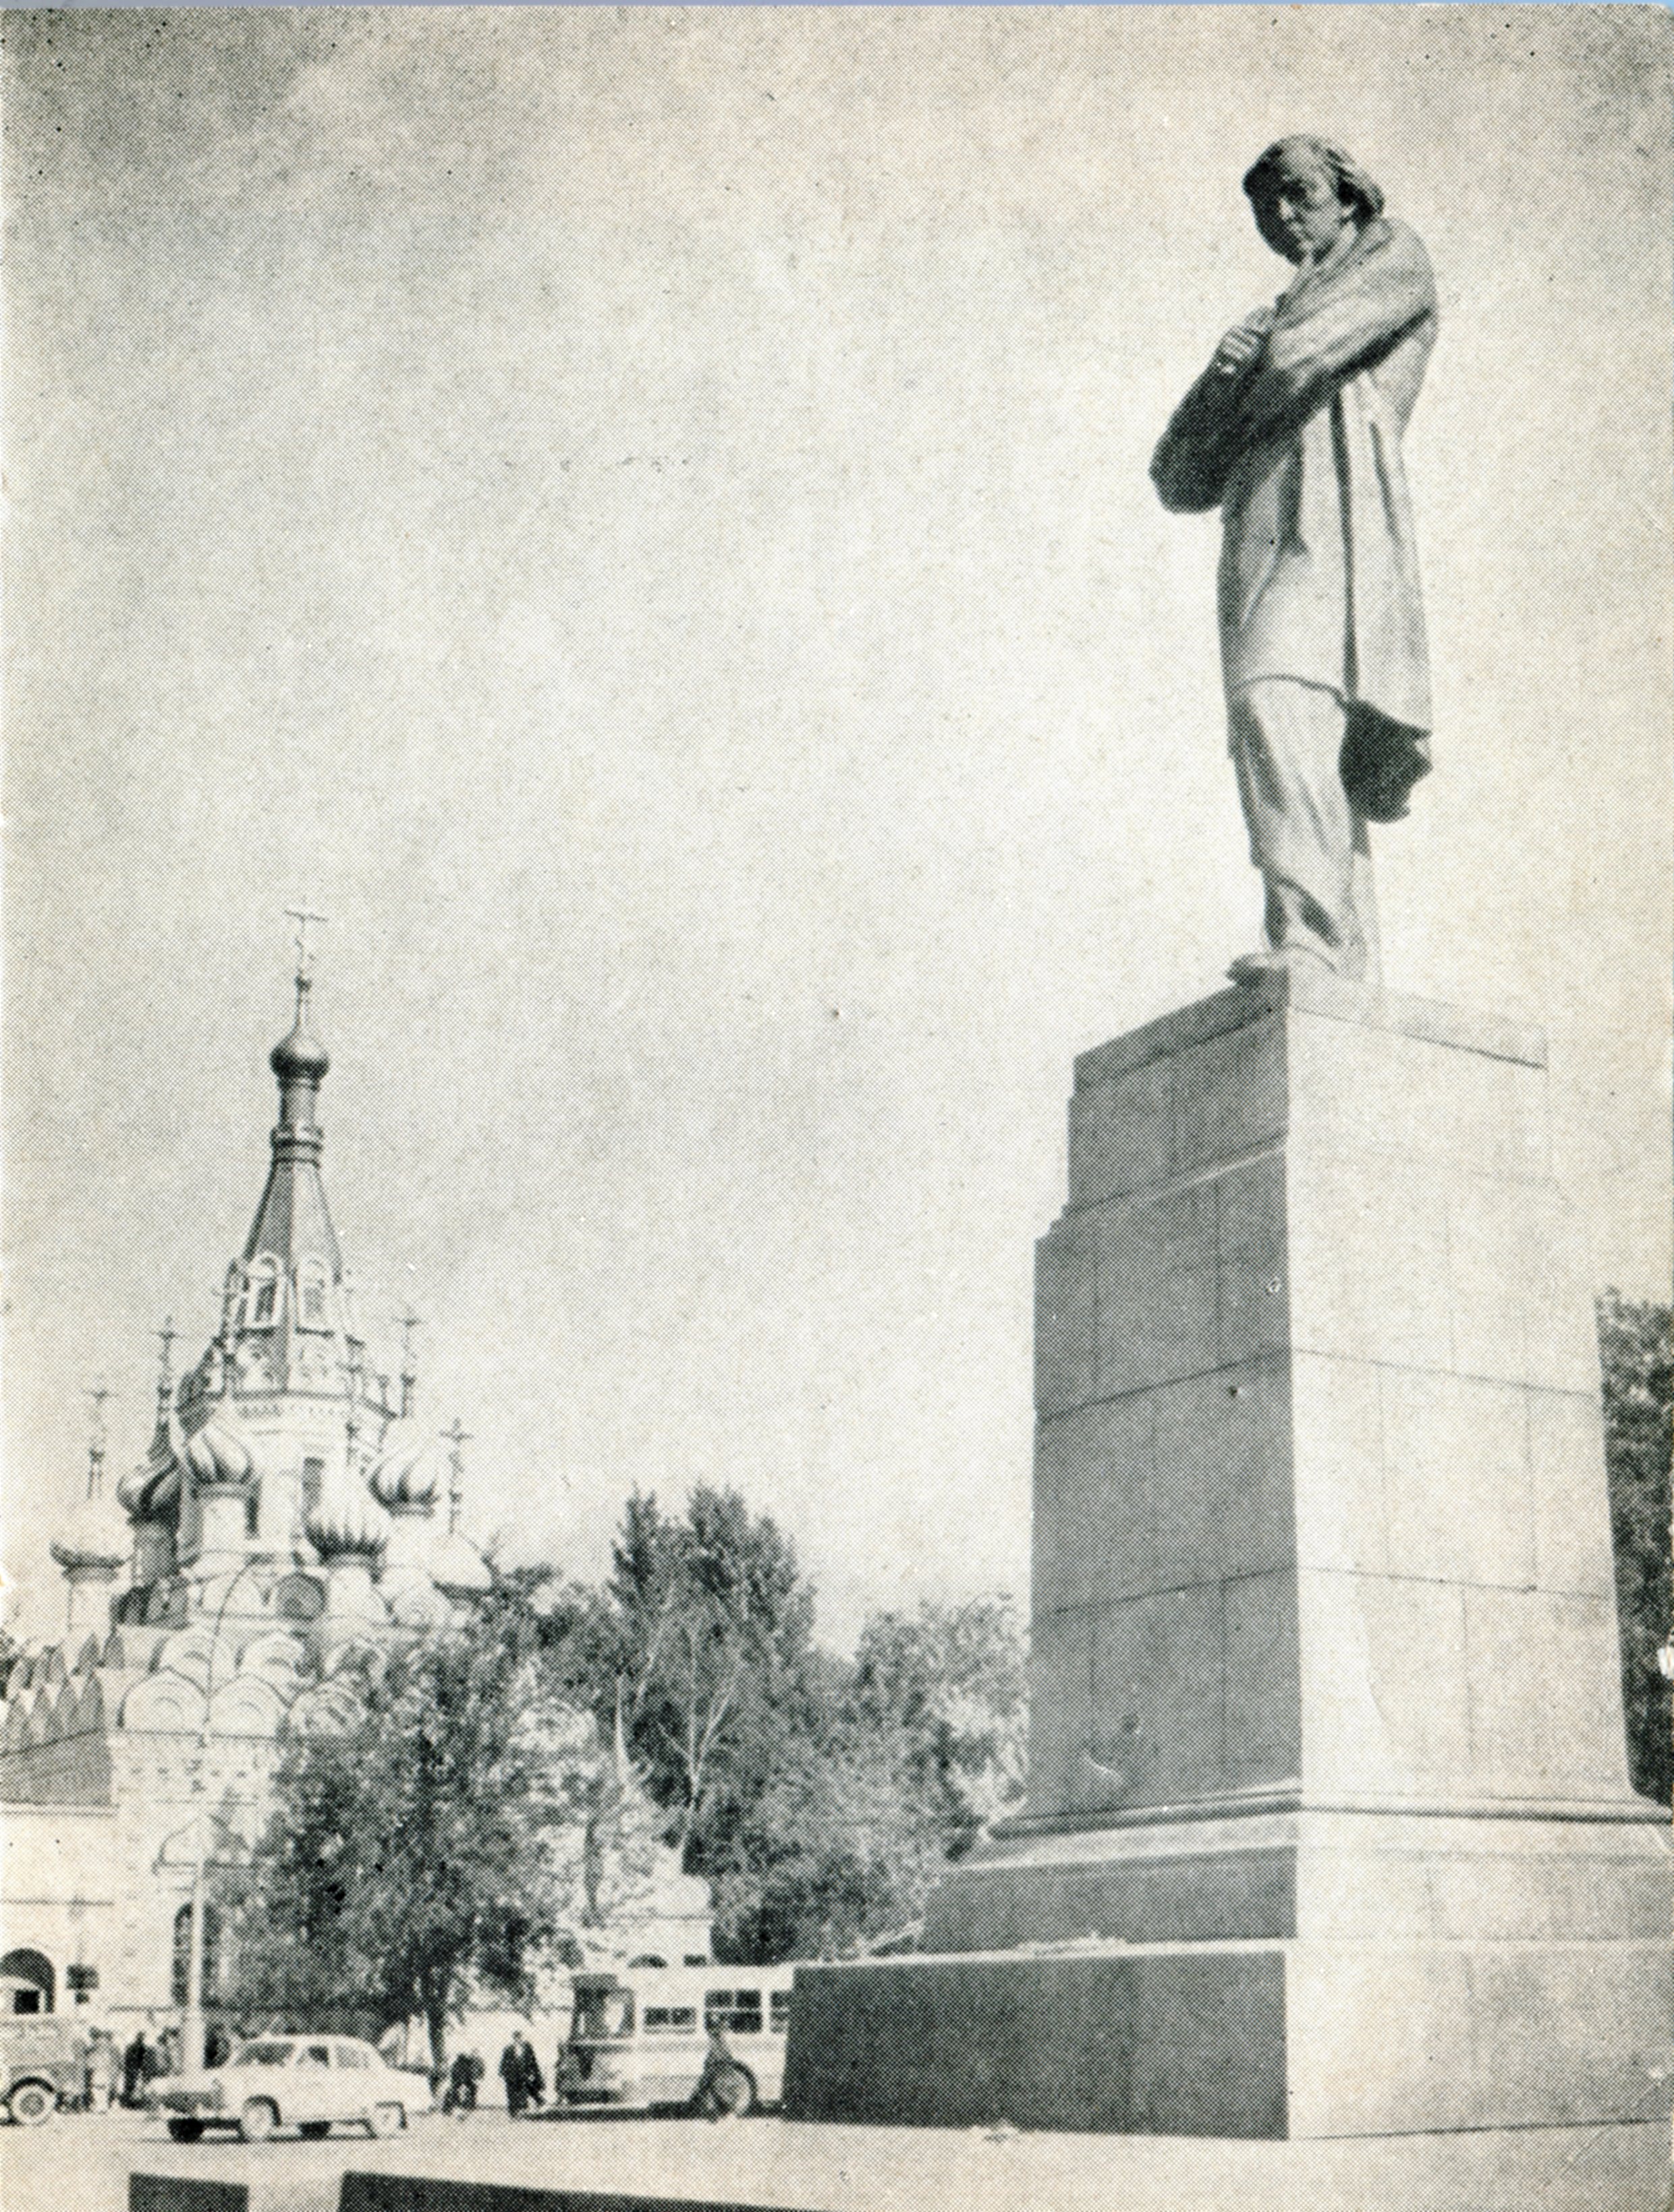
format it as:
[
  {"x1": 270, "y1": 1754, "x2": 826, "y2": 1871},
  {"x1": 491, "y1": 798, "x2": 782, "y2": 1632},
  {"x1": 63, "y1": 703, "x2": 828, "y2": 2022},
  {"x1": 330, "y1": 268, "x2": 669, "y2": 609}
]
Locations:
[{"x1": 785, "y1": 971, "x2": 1671, "y2": 2138}]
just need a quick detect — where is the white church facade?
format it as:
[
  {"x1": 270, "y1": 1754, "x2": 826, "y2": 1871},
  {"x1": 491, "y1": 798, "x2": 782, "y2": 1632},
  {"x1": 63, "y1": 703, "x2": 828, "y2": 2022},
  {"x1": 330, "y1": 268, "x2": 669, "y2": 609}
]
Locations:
[{"x1": 1, "y1": 966, "x2": 708, "y2": 2037}]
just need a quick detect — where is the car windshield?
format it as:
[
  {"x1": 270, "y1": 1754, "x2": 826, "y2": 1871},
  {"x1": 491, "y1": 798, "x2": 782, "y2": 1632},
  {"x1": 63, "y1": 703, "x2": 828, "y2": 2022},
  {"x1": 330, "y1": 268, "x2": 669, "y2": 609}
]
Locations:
[
  {"x1": 235, "y1": 2042, "x2": 294, "y2": 2066},
  {"x1": 570, "y1": 1988, "x2": 634, "y2": 2039}
]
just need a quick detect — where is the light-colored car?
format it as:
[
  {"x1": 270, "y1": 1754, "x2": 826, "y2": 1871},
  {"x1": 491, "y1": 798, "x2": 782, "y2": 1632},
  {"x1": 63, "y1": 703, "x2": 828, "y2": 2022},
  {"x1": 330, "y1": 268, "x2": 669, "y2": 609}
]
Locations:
[{"x1": 151, "y1": 2035, "x2": 420, "y2": 2143}]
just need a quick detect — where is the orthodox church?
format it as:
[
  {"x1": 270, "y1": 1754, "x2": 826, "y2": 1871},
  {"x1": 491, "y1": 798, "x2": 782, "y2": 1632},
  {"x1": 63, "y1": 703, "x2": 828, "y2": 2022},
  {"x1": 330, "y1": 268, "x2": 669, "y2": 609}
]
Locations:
[{"x1": 0, "y1": 964, "x2": 708, "y2": 2034}]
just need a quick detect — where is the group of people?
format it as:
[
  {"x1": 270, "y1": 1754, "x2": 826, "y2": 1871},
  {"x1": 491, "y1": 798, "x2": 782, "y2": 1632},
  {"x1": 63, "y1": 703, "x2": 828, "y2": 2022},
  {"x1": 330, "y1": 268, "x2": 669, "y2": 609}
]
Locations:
[
  {"x1": 118, "y1": 2023, "x2": 179, "y2": 2106},
  {"x1": 493, "y1": 2029, "x2": 544, "y2": 2118},
  {"x1": 76, "y1": 2028, "x2": 118, "y2": 2111},
  {"x1": 435, "y1": 2031, "x2": 540, "y2": 2119},
  {"x1": 441, "y1": 2022, "x2": 740, "y2": 2122},
  {"x1": 43, "y1": 2020, "x2": 175, "y2": 2113},
  {"x1": 71, "y1": 2010, "x2": 743, "y2": 2124},
  {"x1": 61, "y1": 2017, "x2": 266, "y2": 2112}
]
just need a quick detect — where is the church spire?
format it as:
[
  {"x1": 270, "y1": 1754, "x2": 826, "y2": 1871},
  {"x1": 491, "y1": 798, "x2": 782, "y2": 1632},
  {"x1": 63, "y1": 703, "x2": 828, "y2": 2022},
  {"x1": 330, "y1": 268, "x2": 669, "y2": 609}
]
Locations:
[
  {"x1": 242, "y1": 916, "x2": 342, "y2": 1309},
  {"x1": 443, "y1": 1419, "x2": 470, "y2": 1536},
  {"x1": 134, "y1": 928, "x2": 401, "y2": 1597},
  {"x1": 52, "y1": 1382, "x2": 129, "y2": 1630},
  {"x1": 151, "y1": 1317, "x2": 175, "y2": 1448},
  {"x1": 211, "y1": 914, "x2": 373, "y2": 1417},
  {"x1": 397, "y1": 1311, "x2": 422, "y2": 1420}
]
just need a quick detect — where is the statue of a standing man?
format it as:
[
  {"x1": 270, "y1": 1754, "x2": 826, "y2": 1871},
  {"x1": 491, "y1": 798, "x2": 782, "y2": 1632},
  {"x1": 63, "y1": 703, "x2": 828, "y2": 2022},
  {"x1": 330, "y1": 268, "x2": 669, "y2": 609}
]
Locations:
[{"x1": 1152, "y1": 138, "x2": 1436, "y2": 986}]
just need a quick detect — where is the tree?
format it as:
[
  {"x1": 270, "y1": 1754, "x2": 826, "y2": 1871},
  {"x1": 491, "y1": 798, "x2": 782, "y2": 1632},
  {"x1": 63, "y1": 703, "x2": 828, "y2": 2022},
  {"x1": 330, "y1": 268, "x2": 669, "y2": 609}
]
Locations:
[
  {"x1": 593, "y1": 1490, "x2": 1031, "y2": 1964},
  {"x1": 606, "y1": 1487, "x2": 816, "y2": 1868},
  {"x1": 595, "y1": 1487, "x2": 1035, "y2": 1963},
  {"x1": 708, "y1": 1596, "x2": 1030, "y2": 1965},
  {"x1": 849, "y1": 1595, "x2": 1028, "y2": 1863},
  {"x1": 706, "y1": 1660, "x2": 947, "y2": 1964},
  {"x1": 227, "y1": 1585, "x2": 629, "y2": 2067},
  {"x1": 1598, "y1": 1291, "x2": 1672, "y2": 1805}
]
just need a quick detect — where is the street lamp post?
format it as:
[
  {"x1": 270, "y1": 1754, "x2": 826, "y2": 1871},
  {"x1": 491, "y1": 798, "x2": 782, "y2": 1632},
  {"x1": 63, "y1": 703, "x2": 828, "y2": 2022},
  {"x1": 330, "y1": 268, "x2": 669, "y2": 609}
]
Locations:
[{"x1": 180, "y1": 1556, "x2": 274, "y2": 2072}]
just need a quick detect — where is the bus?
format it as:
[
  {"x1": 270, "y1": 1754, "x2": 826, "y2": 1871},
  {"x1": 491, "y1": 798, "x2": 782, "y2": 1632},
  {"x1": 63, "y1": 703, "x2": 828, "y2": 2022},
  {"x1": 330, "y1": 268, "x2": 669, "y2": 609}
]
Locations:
[{"x1": 559, "y1": 1964, "x2": 798, "y2": 2116}]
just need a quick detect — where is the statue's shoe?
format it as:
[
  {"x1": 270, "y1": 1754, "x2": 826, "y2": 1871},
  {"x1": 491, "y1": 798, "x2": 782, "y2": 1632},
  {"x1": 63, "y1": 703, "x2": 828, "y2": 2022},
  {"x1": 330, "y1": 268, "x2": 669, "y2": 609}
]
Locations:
[{"x1": 1226, "y1": 945, "x2": 1337, "y2": 987}]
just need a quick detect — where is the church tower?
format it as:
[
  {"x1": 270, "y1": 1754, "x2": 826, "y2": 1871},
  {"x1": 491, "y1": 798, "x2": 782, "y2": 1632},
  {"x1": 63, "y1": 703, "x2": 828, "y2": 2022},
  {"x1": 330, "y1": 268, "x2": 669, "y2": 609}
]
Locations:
[
  {"x1": 167, "y1": 951, "x2": 398, "y2": 1589},
  {"x1": 108, "y1": 931, "x2": 473, "y2": 1637},
  {"x1": 1, "y1": 936, "x2": 705, "y2": 2033},
  {"x1": 1, "y1": 936, "x2": 493, "y2": 2029}
]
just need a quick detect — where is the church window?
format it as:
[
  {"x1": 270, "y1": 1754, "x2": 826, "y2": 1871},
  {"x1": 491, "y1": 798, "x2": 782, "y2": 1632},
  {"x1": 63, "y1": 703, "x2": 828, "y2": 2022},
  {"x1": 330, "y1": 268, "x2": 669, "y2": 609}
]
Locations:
[
  {"x1": 246, "y1": 1258, "x2": 281, "y2": 1328},
  {"x1": 302, "y1": 1458, "x2": 325, "y2": 1521},
  {"x1": 297, "y1": 1260, "x2": 330, "y2": 1329}
]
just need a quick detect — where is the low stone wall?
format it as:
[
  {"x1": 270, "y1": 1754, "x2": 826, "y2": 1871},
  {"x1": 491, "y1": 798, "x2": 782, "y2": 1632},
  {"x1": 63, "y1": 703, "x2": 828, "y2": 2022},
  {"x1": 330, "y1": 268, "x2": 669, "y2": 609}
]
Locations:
[
  {"x1": 340, "y1": 2180, "x2": 806, "y2": 2212},
  {"x1": 781, "y1": 1950, "x2": 1287, "y2": 2136},
  {"x1": 132, "y1": 2182, "x2": 250, "y2": 2212},
  {"x1": 134, "y1": 2180, "x2": 813, "y2": 2212}
]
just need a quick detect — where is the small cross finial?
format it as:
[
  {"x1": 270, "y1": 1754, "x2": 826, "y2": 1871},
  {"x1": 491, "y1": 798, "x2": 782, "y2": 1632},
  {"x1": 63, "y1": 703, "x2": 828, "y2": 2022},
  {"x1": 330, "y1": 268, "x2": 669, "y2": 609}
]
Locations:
[
  {"x1": 443, "y1": 1419, "x2": 470, "y2": 1534},
  {"x1": 284, "y1": 904, "x2": 329, "y2": 990},
  {"x1": 84, "y1": 1382, "x2": 113, "y2": 1499},
  {"x1": 152, "y1": 1318, "x2": 177, "y2": 1441},
  {"x1": 397, "y1": 1313, "x2": 422, "y2": 1417}
]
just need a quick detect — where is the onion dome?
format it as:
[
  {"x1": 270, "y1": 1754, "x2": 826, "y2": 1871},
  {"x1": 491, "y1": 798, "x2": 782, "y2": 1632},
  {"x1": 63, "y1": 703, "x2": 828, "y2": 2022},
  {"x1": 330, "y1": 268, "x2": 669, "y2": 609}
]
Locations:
[
  {"x1": 306, "y1": 1481, "x2": 389, "y2": 1563},
  {"x1": 185, "y1": 1414, "x2": 254, "y2": 1489},
  {"x1": 51, "y1": 1493, "x2": 130, "y2": 1574},
  {"x1": 270, "y1": 982, "x2": 330, "y2": 1087},
  {"x1": 119, "y1": 1448, "x2": 183, "y2": 1522},
  {"x1": 428, "y1": 1529, "x2": 491, "y2": 1598},
  {"x1": 368, "y1": 1429, "x2": 441, "y2": 1513}
]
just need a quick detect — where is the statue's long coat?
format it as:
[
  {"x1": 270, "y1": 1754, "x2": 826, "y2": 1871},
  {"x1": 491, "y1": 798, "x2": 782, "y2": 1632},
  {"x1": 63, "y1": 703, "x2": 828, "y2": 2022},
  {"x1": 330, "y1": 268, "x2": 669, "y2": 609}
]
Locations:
[{"x1": 1152, "y1": 217, "x2": 1437, "y2": 821}]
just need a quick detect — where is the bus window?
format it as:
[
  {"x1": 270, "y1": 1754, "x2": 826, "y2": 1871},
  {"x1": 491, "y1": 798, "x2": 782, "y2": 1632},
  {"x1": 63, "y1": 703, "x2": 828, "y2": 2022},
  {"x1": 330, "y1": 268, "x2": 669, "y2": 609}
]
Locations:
[
  {"x1": 705, "y1": 1989, "x2": 763, "y2": 2037},
  {"x1": 643, "y1": 2007, "x2": 697, "y2": 2035},
  {"x1": 770, "y1": 1990, "x2": 791, "y2": 2035},
  {"x1": 573, "y1": 1987, "x2": 635, "y2": 2039}
]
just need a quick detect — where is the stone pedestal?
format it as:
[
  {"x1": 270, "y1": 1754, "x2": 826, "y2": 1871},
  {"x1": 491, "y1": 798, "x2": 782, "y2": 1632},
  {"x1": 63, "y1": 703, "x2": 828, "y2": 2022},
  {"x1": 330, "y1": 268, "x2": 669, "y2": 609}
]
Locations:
[{"x1": 784, "y1": 973, "x2": 1671, "y2": 2138}]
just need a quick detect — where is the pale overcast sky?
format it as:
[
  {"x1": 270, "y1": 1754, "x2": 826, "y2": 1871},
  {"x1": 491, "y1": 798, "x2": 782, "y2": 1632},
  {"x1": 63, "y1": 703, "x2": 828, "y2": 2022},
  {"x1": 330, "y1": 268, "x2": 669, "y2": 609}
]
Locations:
[{"x1": 5, "y1": 7, "x2": 1669, "y2": 1645}]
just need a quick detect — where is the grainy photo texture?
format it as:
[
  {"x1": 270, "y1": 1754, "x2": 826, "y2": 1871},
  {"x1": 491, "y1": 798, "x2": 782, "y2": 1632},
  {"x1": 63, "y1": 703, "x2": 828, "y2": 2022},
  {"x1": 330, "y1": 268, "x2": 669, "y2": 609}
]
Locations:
[{"x1": 3, "y1": 11, "x2": 1670, "y2": 2212}]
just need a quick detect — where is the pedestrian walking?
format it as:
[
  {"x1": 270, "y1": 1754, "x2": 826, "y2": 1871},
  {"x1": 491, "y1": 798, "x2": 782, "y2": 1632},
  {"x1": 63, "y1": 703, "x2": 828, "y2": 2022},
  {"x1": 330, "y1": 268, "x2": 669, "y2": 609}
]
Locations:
[
  {"x1": 497, "y1": 2029, "x2": 543, "y2": 2119},
  {"x1": 121, "y1": 2029, "x2": 150, "y2": 2108},
  {"x1": 85, "y1": 2030, "x2": 116, "y2": 2113}
]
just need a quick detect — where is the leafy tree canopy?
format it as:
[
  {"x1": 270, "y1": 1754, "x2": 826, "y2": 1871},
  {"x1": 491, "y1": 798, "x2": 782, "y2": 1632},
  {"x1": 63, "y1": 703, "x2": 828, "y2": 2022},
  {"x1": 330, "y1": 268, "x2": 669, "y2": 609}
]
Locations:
[
  {"x1": 576, "y1": 1488, "x2": 1028, "y2": 1964},
  {"x1": 605, "y1": 1485, "x2": 817, "y2": 1868},
  {"x1": 226, "y1": 1582, "x2": 651, "y2": 2066}
]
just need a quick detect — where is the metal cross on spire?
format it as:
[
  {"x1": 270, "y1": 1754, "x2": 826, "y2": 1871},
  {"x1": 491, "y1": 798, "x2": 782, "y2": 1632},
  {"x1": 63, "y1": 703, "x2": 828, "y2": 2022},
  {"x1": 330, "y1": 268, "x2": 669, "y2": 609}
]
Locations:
[
  {"x1": 443, "y1": 1418, "x2": 470, "y2": 1535},
  {"x1": 84, "y1": 1381, "x2": 114, "y2": 1498},
  {"x1": 152, "y1": 1317, "x2": 176, "y2": 1442},
  {"x1": 284, "y1": 903, "x2": 329, "y2": 989},
  {"x1": 397, "y1": 1311, "x2": 422, "y2": 1419}
]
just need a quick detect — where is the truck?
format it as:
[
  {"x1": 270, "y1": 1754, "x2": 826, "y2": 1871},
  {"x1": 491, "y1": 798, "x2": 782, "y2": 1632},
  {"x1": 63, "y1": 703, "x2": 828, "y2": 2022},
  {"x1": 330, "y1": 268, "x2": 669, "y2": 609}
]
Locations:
[{"x1": 0, "y1": 2016, "x2": 84, "y2": 2124}]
